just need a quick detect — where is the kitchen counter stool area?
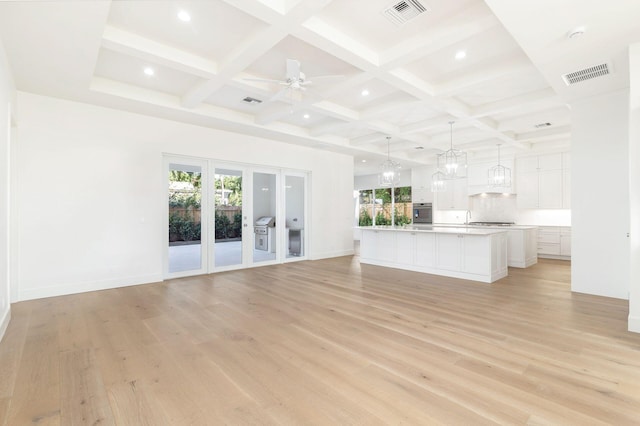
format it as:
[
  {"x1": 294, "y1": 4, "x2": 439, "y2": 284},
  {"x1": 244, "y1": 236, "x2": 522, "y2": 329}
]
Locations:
[{"x1": 359, "y1": 227, "x2": 508, "y2": 283}]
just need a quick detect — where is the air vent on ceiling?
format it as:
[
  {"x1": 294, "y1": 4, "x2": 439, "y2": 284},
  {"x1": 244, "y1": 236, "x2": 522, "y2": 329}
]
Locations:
[
  {"x1": 242, "y1": 96, "x2": 262, "y2": 104},
  {"x1": 562, "y1": 62, "x2": 612, "y2": 86},
  {"x1": 382, "y1": 0, "x2": 429, "y2": 26},
  {"x1": 534, "y1": 122, "x2": 552, "y2": 128}
]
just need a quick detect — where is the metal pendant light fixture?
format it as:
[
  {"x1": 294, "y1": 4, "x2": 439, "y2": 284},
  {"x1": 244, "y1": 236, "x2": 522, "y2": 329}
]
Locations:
[
  {"x1": 379, "y1": 136, "x2": 401, "y2": 187},
  {"x1": 436, "y1": 121, "x2": 467, "y2": 179},
  {"x1": 487, "y1": 144, "x2": 511, "y2": 187},
  {"x1": 431, "y1": 171, "x2": 446, "y2": 192}
]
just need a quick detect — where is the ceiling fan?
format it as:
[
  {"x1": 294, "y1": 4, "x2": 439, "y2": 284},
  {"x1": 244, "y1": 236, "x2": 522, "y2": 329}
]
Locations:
[{"x1": 244, "y1": 58, "x2": 342, "y2": 105}]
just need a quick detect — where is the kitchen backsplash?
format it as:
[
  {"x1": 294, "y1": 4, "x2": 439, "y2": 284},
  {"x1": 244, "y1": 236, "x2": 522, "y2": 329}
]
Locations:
[{"x1": 470, "y1": 193, "x2": 517, "y2": 223}]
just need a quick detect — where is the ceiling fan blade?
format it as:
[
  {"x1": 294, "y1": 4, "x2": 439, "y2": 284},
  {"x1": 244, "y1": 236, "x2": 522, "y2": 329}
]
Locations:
[{"x1": 286, "y1": 59, "x2": 301, "y2": 80}]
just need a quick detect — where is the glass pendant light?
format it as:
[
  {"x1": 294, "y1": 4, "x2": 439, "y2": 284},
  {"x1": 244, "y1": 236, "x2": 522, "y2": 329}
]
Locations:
[
  {"x1": 436, "y1": 121, "x2": 467, "y2": 179},
  {"x1": 431, "y1": 171, "x2": 446, "y2": 192},
  {"x1": 488, "y1": 144, "x2": 511, "y2": 187},
  {"x1": 379, "y1": 136, "x2": 401, "y2": 187}
]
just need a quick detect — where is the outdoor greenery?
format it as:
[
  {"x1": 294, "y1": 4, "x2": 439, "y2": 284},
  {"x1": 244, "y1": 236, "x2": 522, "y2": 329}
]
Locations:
[
  {"x1": 359, "y1": 209, "x2": 373, "y2": 226},
  {"x1": 169, "y1": 170, "x2": 202, "y2": 208},
  {"x1": 215, "y1": 175, "x2": 242, "y2": 206},
  {"x1": 358, "y1": 186, "x2": 412, "y2": 227},
  {"x1": 169, "y1": 212, "x2": 201, "y2": 242},
  {"x1": 168, "y1": 171, "x2": 245, "y2": 243}
]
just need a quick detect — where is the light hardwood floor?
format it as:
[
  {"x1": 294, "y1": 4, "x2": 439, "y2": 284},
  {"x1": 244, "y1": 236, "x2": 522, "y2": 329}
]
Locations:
[{"x1": 1, "y1": 256, "x2": 640, "y2": 425}]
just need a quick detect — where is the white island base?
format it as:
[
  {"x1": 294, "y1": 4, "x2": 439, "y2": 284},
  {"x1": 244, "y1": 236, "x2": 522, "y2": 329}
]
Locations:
[{"x1": 359, "y1": 227, "x2": 508, "y2": 283}]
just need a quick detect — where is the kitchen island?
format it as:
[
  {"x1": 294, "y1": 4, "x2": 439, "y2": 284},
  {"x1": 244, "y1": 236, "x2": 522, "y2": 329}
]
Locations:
[{"x1": 359, "y1": 226, "x2": 508, "y2": 283}]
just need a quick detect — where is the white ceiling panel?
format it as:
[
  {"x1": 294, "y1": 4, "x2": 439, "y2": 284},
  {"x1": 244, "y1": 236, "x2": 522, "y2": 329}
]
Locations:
[
  {"x1": 107, "y1": 0, "x2": 267, "y2": 60},
  {"x1": 0, "y1": 0, "x2": 635, "y2": 176},
  {"x1": 95, "y1": 48, "x2": 202, "y2": 96}
]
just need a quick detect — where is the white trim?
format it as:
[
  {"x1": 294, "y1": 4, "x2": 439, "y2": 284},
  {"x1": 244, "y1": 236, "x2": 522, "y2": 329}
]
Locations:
[
  {"x1": 18, "y1": 273, "x2": 162, "y2": 302},
  {"x1": 629, "y1": 314, "x2": 640, "y2": 333},
  {"x1": 311, "y1": 249, "x2": 355, "y2": 260},
  {"x1": 0, "y1": 307, "x2": 9, "y2": 343}
]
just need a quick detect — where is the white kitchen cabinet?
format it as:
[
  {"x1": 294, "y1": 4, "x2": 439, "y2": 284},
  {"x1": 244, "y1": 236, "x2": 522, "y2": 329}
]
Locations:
[
  {"x1": 507, "y1": 228, "x2": 538, "y2": 268},
  {"x1": 538, "y1": 170, "x2": 563, "y2": 208},
  {"x1": 359, "y1": 228, "x2": 508, "y2": 283},
  {"x1": 396, "y1": 231, "x2": 415, "y2": 265},
  {"x1": 560, "y1": 227, "x2": 571, "y2": 256},
  {"x1": 411, "y1": 165, "x2": 435, "y2": 203},
  {"x1": 436, "y1": 178, "x2": 469, "y2": 210},
  {"x1": 436, "y1": 233, "x2": 492, "y2": 275},
  {"x1": 414, "y1": 233, "x2": 436, "y2": 267},
  {"x1": 516, "y1": 153, "x2": 568, "y2": 209},
  {"x1": 537, "y1": 226, "x2": 571, "y2": 259},
  {"x1": 436, "y1": 233, "x2": 462, "y2": 271}
]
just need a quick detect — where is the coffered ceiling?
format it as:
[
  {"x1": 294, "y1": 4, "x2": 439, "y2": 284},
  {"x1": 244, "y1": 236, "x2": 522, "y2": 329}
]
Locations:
[{"x1": 1, "y1": 0, "x2": 638, "y2": 175}]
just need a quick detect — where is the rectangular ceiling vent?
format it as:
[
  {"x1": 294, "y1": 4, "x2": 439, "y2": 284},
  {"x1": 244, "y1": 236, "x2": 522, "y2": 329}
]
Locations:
[
  {"x1": 382, "y1": 0, "x2": 429, "y2": 26},
  {"x1": 562, "y1": 62, "x2": 612, "y2": 86},
  {"x1": 242, "y1": 96, "x2": 262, "y2": 104}
]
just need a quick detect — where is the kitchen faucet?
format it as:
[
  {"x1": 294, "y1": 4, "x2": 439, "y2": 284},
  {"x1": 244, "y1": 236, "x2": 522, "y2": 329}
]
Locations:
[{"x1": 465, "y1": 210, "x2": 471, "y2": 225}]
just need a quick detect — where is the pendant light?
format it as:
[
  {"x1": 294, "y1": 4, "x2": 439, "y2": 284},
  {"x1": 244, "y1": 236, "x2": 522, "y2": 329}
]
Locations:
[
  {"x1": 487, "y1": 144, "x2": 511, "y2": 187},
  {"x1": 436, "y1": 121, "x2": 467, "y2": 179},
  {"x1": 431, "y1": 171, "x2": 446, "y2": 192},
  {"x1": 379, "y1": 136, "x2": 401, "y2": 187}
]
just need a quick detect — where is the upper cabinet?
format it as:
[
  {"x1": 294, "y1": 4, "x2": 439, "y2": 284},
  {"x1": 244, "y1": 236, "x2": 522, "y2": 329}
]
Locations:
[
  {"x1": 516, "y1": 152, "x2": 570, "y2": 209},
  {"x1": 435, "y1": 178, "x2": 469, "y2": 210},
  {"x1": 411, "y1": 165, "x2": 435, "y2": 203}
]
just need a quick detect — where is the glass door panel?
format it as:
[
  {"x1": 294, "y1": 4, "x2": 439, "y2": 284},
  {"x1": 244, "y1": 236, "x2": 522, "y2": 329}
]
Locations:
[
  {"x1": 253, "y1": 171, "x2": 278, "y2": 263},
  {"x1": 285, "y1": 175, "x2": 305, "y2": 258},
  {"x1": 214, "y1": 168, "x2": 244, "y2": 268},
  {"x1": 168, "y1": 162, "x2": 204, "y2": 274}
]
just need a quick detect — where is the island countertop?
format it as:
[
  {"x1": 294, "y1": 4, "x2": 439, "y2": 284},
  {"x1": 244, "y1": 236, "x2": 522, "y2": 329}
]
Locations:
[
  {"x1": 357, "y1": 225, "x2": 509, "y2": 235},
  {"x1": 358, "y1": 226, "x2": 508, "y2": 283}
]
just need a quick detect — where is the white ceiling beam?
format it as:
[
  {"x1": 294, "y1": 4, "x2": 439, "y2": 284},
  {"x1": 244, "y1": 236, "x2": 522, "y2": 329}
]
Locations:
[
  {"x1": 101, "y1": 26, "x2": 217, "y2": 79},
  {"x1": 471, "y1": 88, "x2": 559, "y2": 118},
  {"x1": 400, "y1": 115, "x2": 456, "y2": 135},
  {"x1": 516, "y1": 125, "x2": 571, "y2": 141},
  {"x1": 183, "y1": 0, "x2": 335, "y2": 108},
  {"x1": 309, "y1": 120, "x2": 352, "y2": 137},
  {"x1": 435, "y1": 54, "x2": 533, "y2": 96},
  {"x1": 379, "y1": 2, "x2": 499, "y2": 68}
]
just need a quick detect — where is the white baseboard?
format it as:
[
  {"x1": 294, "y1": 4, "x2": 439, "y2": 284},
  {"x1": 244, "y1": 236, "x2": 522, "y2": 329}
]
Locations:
[
  {"x1": 18, "y1": 273, "x2": 163, "y2": 302},
  {"x1": 629, "y1": 314, "x2": 640, "y2": 334},
  {"x1": 0, "y1": 307, "x2": 10, "y2": 343},
  {"x1": 310, "y1": 249, "x2": 355, "y2": 260}
]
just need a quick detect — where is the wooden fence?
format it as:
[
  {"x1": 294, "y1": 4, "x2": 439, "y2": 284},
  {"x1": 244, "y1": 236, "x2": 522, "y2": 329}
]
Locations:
[
  {"x1": 359, "y1": 202, "x2": 412, "y2": 220},
  {"x1": 169, "y1": 206, "x2": 242, "y2": 223}
]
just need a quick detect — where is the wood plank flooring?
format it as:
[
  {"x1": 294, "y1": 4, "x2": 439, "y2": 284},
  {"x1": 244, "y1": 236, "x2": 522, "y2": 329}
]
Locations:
[{"x1": 1, "y1": 257, "x2": 640, "y2": 425}]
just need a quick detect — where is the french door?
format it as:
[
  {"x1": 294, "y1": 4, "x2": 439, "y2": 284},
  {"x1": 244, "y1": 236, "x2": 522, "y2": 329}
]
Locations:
[{"x1": 164, "y1": 156, "x2": 308, "y2": 279}]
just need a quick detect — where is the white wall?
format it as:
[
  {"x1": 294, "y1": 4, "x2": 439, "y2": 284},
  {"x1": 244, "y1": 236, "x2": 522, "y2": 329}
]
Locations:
[
  {"x1": 0, "y1": 38, "x2": 15, "y2": 342},
  {"x1": 571, "y1": 89, "x2": 630, "y2": 299},
  {"x1": 15, "y1": 91, "x2": 354, "y2": 301},
  {"x1": 628, "y1": 43, "x2": 640, "y2": 331}
]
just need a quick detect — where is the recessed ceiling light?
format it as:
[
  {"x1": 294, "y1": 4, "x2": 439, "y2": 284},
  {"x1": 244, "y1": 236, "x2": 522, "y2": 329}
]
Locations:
[
  {"x1": 455, "y1": 50, "x2": 466, "y2": 60},
  {"x1": 177, "y1": 10, "x2": 191, "y2": 22},
  {"x1": 567, "y1": 26, "x2": 586, "y2": 39},
  {"x1": 303, "y1": 113, "x2": 310, "y2": 119},
  {"x1": 361, "y1": 89, "x2": 370, "y2": 96},
  {"x1": 143, "y1": 67, "x2": 155, "y2": 76},
  {"x1": 361, "y1": 159, "x2": 367, "y2": 163}
]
